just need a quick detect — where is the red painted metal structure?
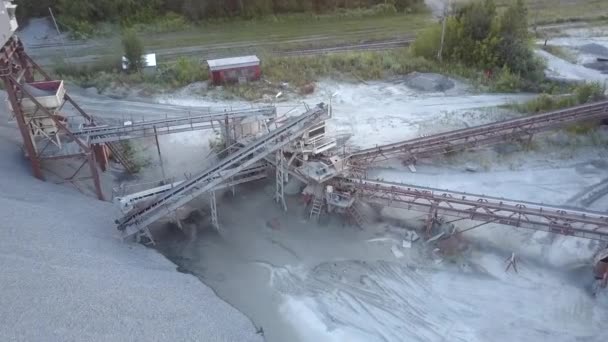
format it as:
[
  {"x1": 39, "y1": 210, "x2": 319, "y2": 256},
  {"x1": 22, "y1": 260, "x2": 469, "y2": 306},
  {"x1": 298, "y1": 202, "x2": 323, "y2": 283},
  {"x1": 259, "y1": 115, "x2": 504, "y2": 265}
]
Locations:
[
  {"x1": 0, "y1": 36, "x2": 105, "y2": 200},
  {"x1": 335, "y1": 178, "x2": 608, "y2": 241},
  {"x1": 348, "y1": 100, "x2": 608, "y2": 166},
  {"x1": 207, "y1": 56, "x2": 261, "y2": 85}
]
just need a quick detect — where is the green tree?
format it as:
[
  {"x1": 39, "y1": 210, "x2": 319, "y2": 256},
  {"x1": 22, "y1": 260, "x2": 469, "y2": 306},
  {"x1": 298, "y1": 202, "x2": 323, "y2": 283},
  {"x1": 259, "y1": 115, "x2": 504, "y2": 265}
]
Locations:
[
  {"x1": 122, "y1": 30, "x2": 144, "y2": 72},
  {"x1": 412, "y1": 0, "x2": 543, "y2": 88},
  {"x1": 496, "y1": 0, "x2": 543, "y2": 82}
]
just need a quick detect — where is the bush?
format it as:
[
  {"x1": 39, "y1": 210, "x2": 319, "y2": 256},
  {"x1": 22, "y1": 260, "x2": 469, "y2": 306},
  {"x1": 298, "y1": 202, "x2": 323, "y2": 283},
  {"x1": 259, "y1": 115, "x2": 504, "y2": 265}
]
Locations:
[
  {"x1": 492, "y1": 67, "x2": 523, "y2": 92},
  {"x1": 122, "y1": 30, "x2": 145, "y2": 72},
  {"x1": 157, "y1": 57, "x2": 208, "y2": 87},
  {"x1": 412, "y1": 0, "x2": 544, "y2": 88},
  {"x1": 262, "y1": 49, "x2": 434, "y2": 86},
  {"x1": 515, "y1": 82, "x2": 606, "y2": 114},
  {"x1": 574, "y1": 83, "x2": 605, "y2": 104},
  {"x1": 132, "y1": 13, "x2": 191, "y2": 33}
]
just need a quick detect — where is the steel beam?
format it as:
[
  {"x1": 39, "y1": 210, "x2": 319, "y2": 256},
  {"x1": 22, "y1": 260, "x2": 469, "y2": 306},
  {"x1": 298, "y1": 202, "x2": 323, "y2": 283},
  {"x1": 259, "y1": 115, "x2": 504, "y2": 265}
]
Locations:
[
  {"x1": 116, "y1": 104, "x2": 327, "y2": 239},
  {"x1": 336, "y1": 178, "x2": 608, "y2": 241},
  {"x1": 73, "y1": 107, "x2": 276, "y2": 144},
  {"x1": 349, "y1": 100, "x2": 608, "y2": 165}
]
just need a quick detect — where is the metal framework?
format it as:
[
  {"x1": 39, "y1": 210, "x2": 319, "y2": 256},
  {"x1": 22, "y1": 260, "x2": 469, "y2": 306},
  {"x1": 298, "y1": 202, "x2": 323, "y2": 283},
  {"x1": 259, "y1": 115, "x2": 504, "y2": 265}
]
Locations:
[
  {"x1": 0, "y1": 36, "x2": 104, "y2": 199},
  {"x1": 209, "y1": 191, "x2": 219, "y2": 230},
  {"x1": 275, "y1": 149, "x2": 287, "y2": 211},
  {"x1": 336, "y1": 178, "x2": 608, "y2": 241},
  {"x1": 349, "y1": 100, "x2": 608, "y2": 165},
  {"x1": 73, "y1": 107, "x2": 276, "y2": 144},
  {"x1": 112, "y1": 162, "x2": 269, "y2": 212},
  {"x1": 116, "y1": 104, "x2": 327, "y2": 239}
]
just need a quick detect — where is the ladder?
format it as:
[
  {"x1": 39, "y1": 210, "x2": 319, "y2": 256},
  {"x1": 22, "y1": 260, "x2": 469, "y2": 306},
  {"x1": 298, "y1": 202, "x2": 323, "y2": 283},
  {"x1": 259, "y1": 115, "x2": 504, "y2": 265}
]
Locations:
[
  {"x1": 347, "y1": 201, "x2": 367, "y2": 228},
  {"x1": 309, "y1": 194, "x2": 324, "y2": 221},
  {"x1": 209, "y1": 191, "x2": 219, "y2": 231},
  {"x1": 106, "y1": 141, "x2": 138, "y2": 174},
  {"x1": 92, "y1": 117, "x2": 137, "y2": 174},
  {"x1": 275, "y1": 149, "x2": 287, "y2": 211}
]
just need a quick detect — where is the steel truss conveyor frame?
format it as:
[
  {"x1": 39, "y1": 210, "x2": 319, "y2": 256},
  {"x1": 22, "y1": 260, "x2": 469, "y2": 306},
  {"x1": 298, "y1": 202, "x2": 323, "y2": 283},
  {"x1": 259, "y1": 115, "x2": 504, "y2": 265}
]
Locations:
[
  {"x1": 113, "y1": 162, "x2": 269, "y2": 212},
  {"x1": 349, "y1": 100, "x2": 608, "y2": 165},
  {"x1": 116, "y1": 104, "x2": 327, "y2": 238},
  {"x1": 73, "y1": 107, "x2": 276, "y2": 144},
  {"x1": 336, "y1": 178, "x2": 608, "y2": 241}
]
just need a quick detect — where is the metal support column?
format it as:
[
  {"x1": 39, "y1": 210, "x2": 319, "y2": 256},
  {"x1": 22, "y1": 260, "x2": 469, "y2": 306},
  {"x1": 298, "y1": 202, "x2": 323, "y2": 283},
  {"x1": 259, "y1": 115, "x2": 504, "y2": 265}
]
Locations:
[
  {"x1": 153, "y1": 126, "x2": 166, "y2": 181},
  {"x1": 1, "y1": 75, "x2": 44, "y2": 180},
  {"x1": 425, "y1": 204, "x2": 438, "y2": 237},
  {"x1": 275, "y1": 149, "x2": 287, "y2": 211},
  {"x1": 210, "y1": 191, "x2": 219, "y2": 230},
  {"x1": 224, "y1": 116, "x2": 232, "y2": 147},
  {"x1": 87, "y1": 152, "x2": 105, "y2": 201}
]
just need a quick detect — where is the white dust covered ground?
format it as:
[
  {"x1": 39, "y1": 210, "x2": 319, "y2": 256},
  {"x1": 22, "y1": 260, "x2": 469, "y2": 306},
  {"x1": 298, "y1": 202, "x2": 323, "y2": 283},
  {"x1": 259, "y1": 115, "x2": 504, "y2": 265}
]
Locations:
[
  {"x1": 537, "y1": 26, "x2": 608, "y2": 83},
  {"x1": 158, "y1": 184, "x2": 608, "y2": 342},
  {"x1": 0, "y1": 119, "x2": 261, "y2": 340},
  {"x1": 153, "y1": 78, "x2": 608, "y2": 342},
  {"x1": 156, "y1": 79, "x2": 535, "y2": 151}
]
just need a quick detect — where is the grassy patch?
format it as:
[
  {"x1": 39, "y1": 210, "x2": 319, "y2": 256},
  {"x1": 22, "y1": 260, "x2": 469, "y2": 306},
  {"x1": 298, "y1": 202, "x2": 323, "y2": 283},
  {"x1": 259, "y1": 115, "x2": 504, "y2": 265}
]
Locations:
[
  {"x1": 514, "y1": 83, "x2": 606, "y2": 114},
  {"x1": 451, "y1": 0, "x2": 607, "y2": 24},
  {"x1": 61, "y1": 11, "x2": 432, "y2": 62},
  {"x1": 511, "y1": 82, "x2": 607, "y2": 134},
  {"x1": 131, "y1": 13, "x2": 192, "y2": 34},
  {"x1": 540, "y1": 45, "x2": 577, "y2": 63},
  {"x1": 54, "y1": 47, "x2": 558, "y2": 97},
  {"x1": 53, "y1": 56, "x2": 208, "y2": 91},
  {"x1": 149, "y1": 12, "x2": 429, "y2": 50},
  {"x1": 262, "y1": 49, "x2": 434, "y2": 86}
]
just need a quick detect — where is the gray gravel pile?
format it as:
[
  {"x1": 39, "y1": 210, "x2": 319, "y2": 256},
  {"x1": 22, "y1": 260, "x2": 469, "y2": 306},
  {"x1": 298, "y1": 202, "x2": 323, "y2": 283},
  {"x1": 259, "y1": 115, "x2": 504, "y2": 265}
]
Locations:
[
  {"x1": 404, "y1": 72, "x2": 455, "y2": 92},
  {"x1": 0, "y1": 116, "x2": 261, "y2": 341},
  {"x1": 579, "y1": 43, "x2": 608, "y2": 57}
]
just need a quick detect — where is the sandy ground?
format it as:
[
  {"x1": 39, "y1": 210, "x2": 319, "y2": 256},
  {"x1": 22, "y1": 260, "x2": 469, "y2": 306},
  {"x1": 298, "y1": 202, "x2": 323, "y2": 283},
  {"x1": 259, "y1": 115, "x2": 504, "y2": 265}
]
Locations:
[
  {"x1": 156, "y1": 79, "x2": 535, "y2": 151},
  {"x1": 138, "y1": 77, "x2": 608, "y2": 341},
  {"x1": 156, "y1": 181, "x2": 608, "y2": 342},
  {"x1": 0, "y1": 117, "x2": 263, "y2": 341},
  {"x1": 537, "y1": 26, "x2": 608, "y2": 83}
]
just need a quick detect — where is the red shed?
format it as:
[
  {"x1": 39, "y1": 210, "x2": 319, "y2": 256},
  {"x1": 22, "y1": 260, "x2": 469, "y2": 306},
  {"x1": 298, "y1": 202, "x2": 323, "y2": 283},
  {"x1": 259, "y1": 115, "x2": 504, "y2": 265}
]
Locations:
[{"x1": 207, "y1": 55, "x2": 261, "y2": 85}]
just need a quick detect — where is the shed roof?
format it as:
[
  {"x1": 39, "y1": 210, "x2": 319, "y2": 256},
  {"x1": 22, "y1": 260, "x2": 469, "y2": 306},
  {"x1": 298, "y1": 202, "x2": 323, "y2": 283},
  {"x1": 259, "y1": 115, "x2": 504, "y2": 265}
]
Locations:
[{"x1": 207, "y1": 56, "x2": 260, "y2": 71}]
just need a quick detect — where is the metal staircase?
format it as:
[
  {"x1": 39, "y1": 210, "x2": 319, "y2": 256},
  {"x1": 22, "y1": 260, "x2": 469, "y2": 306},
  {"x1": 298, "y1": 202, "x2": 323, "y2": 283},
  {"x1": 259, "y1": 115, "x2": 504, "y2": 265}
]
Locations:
[
  {"x1": 346, "y1": 200, "x2": 367, "y2": 228},
  {"x1": 209, "y1": 191, "x2": 219, "y2": 231},
  {"x1": 275, "y1": 149, "x2": 287, "y2": 211},
  {"x1": 309, "y1": 194, "x2": 324, "y2": 221},
  {"x1": 116, "y1": 104, "x2": 327, "y2": 239},
  {"x1": 106, "y1": 141, "x2": 138, "y2": 174}
]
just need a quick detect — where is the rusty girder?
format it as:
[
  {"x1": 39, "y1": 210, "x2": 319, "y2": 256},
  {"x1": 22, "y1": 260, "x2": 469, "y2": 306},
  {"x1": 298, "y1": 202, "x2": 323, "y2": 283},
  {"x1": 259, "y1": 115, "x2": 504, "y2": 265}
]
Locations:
[
  {"x1": 349, "y1": 100, "x2": 608, "y2": 165},
  {"x1": 335, "y1": 177, "x2": 608, "y2": 241},
  {"x1": 0, "y1": 36, "x2": 104, "y2": 200}
]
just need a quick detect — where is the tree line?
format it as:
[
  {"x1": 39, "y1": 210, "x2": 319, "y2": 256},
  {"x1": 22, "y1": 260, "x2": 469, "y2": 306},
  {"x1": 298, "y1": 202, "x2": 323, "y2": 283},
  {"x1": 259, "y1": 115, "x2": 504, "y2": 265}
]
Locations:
[{"x1": 17, "y1": 0, "x2": 423, "y2": 23}]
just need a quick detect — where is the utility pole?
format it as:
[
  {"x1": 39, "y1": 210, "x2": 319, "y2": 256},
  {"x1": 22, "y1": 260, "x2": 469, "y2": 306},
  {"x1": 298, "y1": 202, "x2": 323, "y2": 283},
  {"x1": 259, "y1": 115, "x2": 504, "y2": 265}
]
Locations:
[
  {"x1": 48, "y1": 7, "x2": 70, "y2": 61},
  {"x1": 437, "y1": 0, "x2": 450, "y2": 62}
]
